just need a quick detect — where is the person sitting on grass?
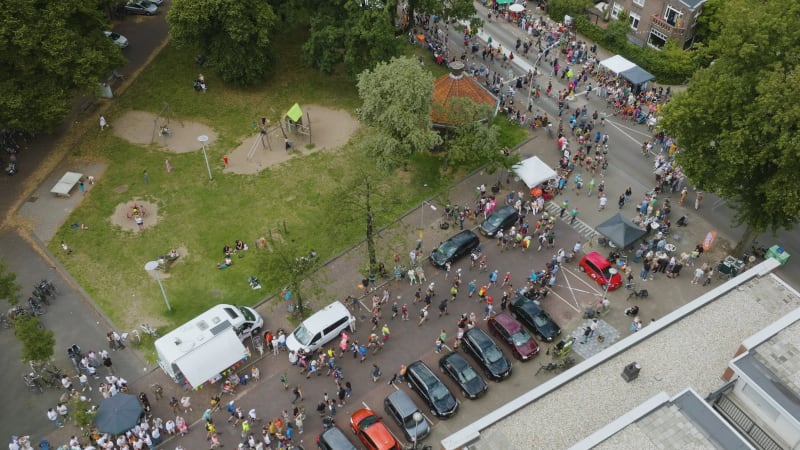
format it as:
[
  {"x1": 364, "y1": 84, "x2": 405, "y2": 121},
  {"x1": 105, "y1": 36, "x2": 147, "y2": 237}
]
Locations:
[
  {"x1": 235, "y1": 240, "x2": 246, "y2": 252},
  {"x1": 217, "y1": 256, "x2": 233, "y2": 269},
  {"x1": 223, "y1": 245, "x2": 233, "y2": 257}
]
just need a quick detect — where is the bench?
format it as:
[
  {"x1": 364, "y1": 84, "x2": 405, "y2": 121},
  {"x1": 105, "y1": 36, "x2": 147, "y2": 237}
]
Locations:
[{"x1": 50, "y1": 172, "x2": 83, "y2": 198}]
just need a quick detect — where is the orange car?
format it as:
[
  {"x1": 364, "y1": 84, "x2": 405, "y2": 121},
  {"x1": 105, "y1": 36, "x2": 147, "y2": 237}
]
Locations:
[{"x1": 350, "y1": 409, "x2": 402, "y2": 450}]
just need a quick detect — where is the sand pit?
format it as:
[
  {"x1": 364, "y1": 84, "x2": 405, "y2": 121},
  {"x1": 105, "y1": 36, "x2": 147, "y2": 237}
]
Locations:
[
  {"x1": 112, "y1": 110, "x2": 218, "y2": 153},
  {"x1": 110, "y1": 199, "x2": 159, "y2": 232},
  {"x1": 224, "y1": 105, "x2": 360, "y2": 175}
]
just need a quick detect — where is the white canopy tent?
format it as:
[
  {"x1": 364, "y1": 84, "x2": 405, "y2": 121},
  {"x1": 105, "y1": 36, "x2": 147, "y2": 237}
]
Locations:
[
  {"x1": 600, "y1": 55, "x2": 636, "y2": 75},
  {"x1": 513, "y1": 156, "x2": 557, "y2": 189}
]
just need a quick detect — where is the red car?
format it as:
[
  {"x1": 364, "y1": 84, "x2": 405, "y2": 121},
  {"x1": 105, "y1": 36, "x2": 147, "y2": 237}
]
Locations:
[
  {"x1": 487, "y1": 311, "x2": 539, "y2": 360},
  {"x1": 350, "y1": 409, "x2": 402, "y2": 450},
  {"x1": 579, "y1": 251, "x2": 623, "y2": 290}
]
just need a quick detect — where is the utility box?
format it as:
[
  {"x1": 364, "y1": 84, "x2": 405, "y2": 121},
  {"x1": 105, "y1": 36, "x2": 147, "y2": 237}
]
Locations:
[
  {"x1": 622, "y1": 362, "x2": 641, "y2": 382},
  {"x1": 766, "y1": 245, "x2": 790, "y2": 266}
]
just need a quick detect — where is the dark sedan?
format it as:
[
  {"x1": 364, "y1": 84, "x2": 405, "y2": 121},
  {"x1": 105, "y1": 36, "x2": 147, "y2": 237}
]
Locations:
[
  {"x1": 438, "y1": 352, "x2": 488, "y2": 399},
  {"x1": 479, "y1": 205, "x2": 519, "y2": 237},
  {"x1": 460, "y1": 328, "x2": 512, "y2": 381},
  {"x1": 406, "y1": 361, "x2": 459, "y2": 418},
  {"x1": 509, "y1": 296, "x2": 562, "y2": 342},
  {"x1": 430, "y1": 230, "x2": 480, "y2": 268}
]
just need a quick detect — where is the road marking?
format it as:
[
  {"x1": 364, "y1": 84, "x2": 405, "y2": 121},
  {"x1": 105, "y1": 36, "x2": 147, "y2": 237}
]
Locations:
[{"x1": 362, "y1": 401, "x2": 371, "y2": 410}]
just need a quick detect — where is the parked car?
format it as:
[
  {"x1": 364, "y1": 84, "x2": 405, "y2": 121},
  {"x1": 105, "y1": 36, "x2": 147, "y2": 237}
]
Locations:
[
  {"x1": 383, "y1": 390, "x2": 430, "y2": 443},
  {"x1": 123, "y1": 1, "x2": 157, "y2": 15},
  {"x1": 350, "y1": 409, "x2": 401, "y2": 450},
  {"x1": 579, "y1": 251, "x2": 623, "y2": 290},
  {"x1": 104, "y1": 31, "x2": 128, "y2": 48},
  {"x1": 487, "y1": 311, "x2": 539, "y2": 360},
  {"x1": 405, "y1": 361, "x2": 459, "y2": 418},
  {"x1": 317, "y1": 425, "x2": 358, "y2": 450},
  {"x1": 438, "y1": 351, "x2": 488, "y2": 399},
  {"x1": 479, "y1": 205, "x2": 519, "y2": 237},
  {"x1": 460, "y1": 328, "x2": 512, "y2": 381},
  {"x1": 508, "y1": 296, "x2": 561, "y2": 342},
  {"x1": 145, "y1": 0, "x2": 164, "y2": 4},
  {"x1": 430, "y1": 230, "x2": 480, "y2": 267}
]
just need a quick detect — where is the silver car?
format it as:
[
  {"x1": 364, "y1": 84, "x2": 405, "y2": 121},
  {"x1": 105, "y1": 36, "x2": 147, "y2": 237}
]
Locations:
[{"x1": 124, "y1": 1, "x2": 157, "y2": 15}]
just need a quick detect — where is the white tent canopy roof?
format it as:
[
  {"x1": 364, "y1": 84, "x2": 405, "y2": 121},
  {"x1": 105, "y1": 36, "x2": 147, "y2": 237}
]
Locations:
[
  {"x1": 513, "y1": 156, "x2": 557, "y2": 189},
  {"x1": 600, "y1": 55, "x2": 637, "y2": 75}
]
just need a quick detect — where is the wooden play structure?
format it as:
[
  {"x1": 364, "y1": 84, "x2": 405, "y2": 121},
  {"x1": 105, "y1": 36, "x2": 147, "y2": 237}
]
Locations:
[{"x1": 284, "y1": 103, "x2": 312, "y2": 144}]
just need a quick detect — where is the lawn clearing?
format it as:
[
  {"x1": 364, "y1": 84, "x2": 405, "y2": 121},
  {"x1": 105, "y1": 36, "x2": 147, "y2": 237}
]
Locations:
[{"x1": 48, "y1": 28, "x2": 528, "y2": 330}]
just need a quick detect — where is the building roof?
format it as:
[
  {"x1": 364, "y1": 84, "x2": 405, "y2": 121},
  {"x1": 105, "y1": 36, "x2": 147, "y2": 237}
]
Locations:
[
  {"x1": 431, "y1": 62, "x2": 497, "y2": 125},
  {"x1": 735, "y1": 318, "x2": 800, "y2": 420},
  {"x1": 441, "y1": 260, "x2": 800, "y2": 449},
  {"x1": 680, "y1": 0, "x2": 708, "y2": 11}
]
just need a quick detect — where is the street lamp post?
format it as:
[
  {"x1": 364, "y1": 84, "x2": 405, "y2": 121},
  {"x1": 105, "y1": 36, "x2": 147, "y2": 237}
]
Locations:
[
  {"x1": 603, "y1": 267, "x2": 619, "y2": 303},
  {"x1": 145, "y1": 261, "x2": 172, "y2": 312},
  {"x1": 412, "y1": 411, "x2": 424, "y2": 449},
  {"x1": 197, "y1": 135, "x2": 212, "y2": 180},
  {"x1": 419, "y1": 201, "x2": 438, "y2": 249}
]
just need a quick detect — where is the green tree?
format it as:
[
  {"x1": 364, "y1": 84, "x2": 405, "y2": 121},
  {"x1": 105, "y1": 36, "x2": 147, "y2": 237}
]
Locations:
[
  {"x1": 303, "y1": 0, "x2": 400, "y2": 78},
  {"x1": 658, "y1": 0, "x2": 800, "y2": 245},
  {"x1": 167, "y1": 0, "x2": 278, "y2": 85},
  {"x1": 439, "y1": 98, "x2": 500, "y2": 170},
  {"x1": 356, "y1": 57, "x2": 442, "y2": 169},
  {"x1": 257, "y1": 229, "x2": 319, "y2": 319},
  {"x1": 0, "y1": 0, "x2": 123, "y2": 133},
  {"x1": 15, "y1": 315, "x2": 55, "y2": 363},
  {"x1": 547, "y1": 0, "x2": 592, "y2": 23},
  {"x1": 0, "y1": 259, "x2": 21, "y2": 306}
]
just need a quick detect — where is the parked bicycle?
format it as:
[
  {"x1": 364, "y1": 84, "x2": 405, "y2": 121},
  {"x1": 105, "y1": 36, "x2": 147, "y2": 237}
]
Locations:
[
  {"x1": 23, "y1": 373, "x2": 43, "y2": 393},
  {"x1": 140, "y1": 323, "x2": 159, "y2": 338}
]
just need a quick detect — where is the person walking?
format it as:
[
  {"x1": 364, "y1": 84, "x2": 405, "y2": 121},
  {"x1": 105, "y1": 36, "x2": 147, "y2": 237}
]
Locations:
[
  {"x1": 570, "y1": 207, "x2": 579, "y2": 224},
  {"x1": 598, "y1": 194, "x2": 607, "y2": 210},
  {"x1": 371, "y1": 364, "x2": 382, "y2": 382},
  {"x1": 418, "y1": 305, "x2": 429, "y2": 326},
  {"x1": 694, "y1": 191, "x2": 704, "y2": 210},
  {"x1": 47, "y1": 408, "x2": 63, "y2": 428},
  {"x1": 580, "y1": 326, "x2": 592, "y2": 344},
  {"x1": 679, "y1": 187, "x2": 688, "y2": 206},
  {"x1": 291, "y1": 385, "x2": 303, "y2": 404}
]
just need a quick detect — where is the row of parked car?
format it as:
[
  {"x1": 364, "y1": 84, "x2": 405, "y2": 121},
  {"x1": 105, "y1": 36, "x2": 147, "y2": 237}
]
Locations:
[
  {"x1": 325, "y1": 303, "x2": 563, "y2": 450},
  {"x1": 319, "y1": 204, "x2": 624, "y2": 449}
]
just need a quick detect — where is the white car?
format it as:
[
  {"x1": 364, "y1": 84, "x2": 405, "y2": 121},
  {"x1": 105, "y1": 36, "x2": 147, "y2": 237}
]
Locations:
[{"x1": 104, "y1": 31, "x2": 129, "y2": 49}]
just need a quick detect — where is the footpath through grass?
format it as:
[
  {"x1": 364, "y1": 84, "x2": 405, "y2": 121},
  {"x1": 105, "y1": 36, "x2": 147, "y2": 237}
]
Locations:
[{"x1": 49, "y1": 29, "x2": 528, "y2": 330}]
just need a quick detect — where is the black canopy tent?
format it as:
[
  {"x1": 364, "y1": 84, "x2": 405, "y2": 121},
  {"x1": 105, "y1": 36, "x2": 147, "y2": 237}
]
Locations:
[
  {"x1": 620, "y1": 66, "x2": 655, "y2": 86},
  {"x1": 596, "y1": 213, "x2": 647, "y2": 248}
]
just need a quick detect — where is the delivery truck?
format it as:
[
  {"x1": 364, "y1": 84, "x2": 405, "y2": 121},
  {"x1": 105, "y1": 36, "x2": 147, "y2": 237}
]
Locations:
[{"x1": 154, "y1": 304, "x2": 263, "y2": 388}]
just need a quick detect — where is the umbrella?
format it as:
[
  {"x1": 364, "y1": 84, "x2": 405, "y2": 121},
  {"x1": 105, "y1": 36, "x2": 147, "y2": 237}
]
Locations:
[
  {"x1": 509, "y1": 3, "x2": 525, "y2": 12},
  {"x1": 94, "y1": 393, "x2": 143, "y2": 435}
]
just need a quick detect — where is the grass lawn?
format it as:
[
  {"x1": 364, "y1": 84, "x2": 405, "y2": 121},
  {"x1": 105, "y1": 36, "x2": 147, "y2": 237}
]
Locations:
[{"x1": 49, "y1": 28, "x2": 528, "y2": 331}]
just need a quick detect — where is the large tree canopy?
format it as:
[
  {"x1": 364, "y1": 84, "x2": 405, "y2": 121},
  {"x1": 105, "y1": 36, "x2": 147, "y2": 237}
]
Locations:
[
  {"x1": 168, "y1": 0, "x2": 278, "y2": 85},
  {"x1": 303, "y1": 0, "x2": 400, "y2": 78},
  {"x1": 658, "y1": 0, "x2": 800, "y2": 238},
  {"x1": 440, "y1": 98, "x2": 500, "y2": 170},
  {"x1": 356, "y1": 57, "x2": 441, "y2": 169},
  {"x1": 0, "y1": 0, "x2": 123, "y2": 133}
]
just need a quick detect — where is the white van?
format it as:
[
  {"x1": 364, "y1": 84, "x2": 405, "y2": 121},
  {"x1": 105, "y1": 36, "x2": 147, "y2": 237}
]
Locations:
[
  {"x1": 286, "y1": 301, "x2": 355, "y2": 353},
  {"x1": 155, "y1": 304, "x2": 264, "y2": 387}
]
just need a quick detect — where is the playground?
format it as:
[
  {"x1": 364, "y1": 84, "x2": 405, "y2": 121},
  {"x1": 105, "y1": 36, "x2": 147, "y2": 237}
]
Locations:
[{"x1": 225, "y1": 104, "x2": 359, "y2": 175}]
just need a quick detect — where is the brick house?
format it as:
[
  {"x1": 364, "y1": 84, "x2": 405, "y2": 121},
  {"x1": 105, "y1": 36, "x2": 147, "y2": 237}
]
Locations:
[{"x1": 606, "y1": 0, "x2": 707, "y2": 49}]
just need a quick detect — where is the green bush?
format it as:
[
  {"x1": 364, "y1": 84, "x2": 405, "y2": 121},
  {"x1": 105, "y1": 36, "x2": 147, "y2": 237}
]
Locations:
[{"x1": 574, "y1": 16, "x2": 697, "y2": 84}]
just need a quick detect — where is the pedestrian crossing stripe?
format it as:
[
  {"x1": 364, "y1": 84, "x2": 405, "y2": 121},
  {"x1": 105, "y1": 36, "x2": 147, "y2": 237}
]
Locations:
[{"x1": 543, "y1": 201, "x2": 599, "y2": 239}]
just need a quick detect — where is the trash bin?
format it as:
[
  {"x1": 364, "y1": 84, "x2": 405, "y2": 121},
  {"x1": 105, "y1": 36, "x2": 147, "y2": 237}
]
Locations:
[{"x1": 766, "y1": 245, "x2": 790, "y2": 266}]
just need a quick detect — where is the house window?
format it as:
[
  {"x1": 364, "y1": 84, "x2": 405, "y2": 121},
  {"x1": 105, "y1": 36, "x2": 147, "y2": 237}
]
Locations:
[
  {"x1": 664, "y1": 5, "x2": 683, "y2": 26},
  {"x1": 611, "y1": 3, "x2": 623, "y2": 19},
  {"x1": 648, "y1": 28, "x2": 667, "y2": 49},
  {"x1": 632, "y1": 0, "x2": 645, "y2": 7},
  {"x1": 629, "y1": 12, "x2": 640, "y2": 30}
]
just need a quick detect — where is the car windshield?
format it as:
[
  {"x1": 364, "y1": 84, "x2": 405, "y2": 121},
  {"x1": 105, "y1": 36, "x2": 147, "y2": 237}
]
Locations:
[
  {"x1": 486, "y1": 214, "x2": 503, "y2": 226},
  {"x1": 238, "y1": 306, "x2": 255, "y2": 321},
  {"x1": 358, "y1": 415, "x2": 378, "y2": 430},
  {"x1": 601, "y1": 267, "x2": 613, "y2": 280},
  {"x1": 511, "y1": 330, "x2": 532, "y2": 347},
  {"x1": 458, "y1": 365, "x2": 478, "y2": 383},
  {"x1": 292, "y1": 325, "x2": 312, "y2": 345},
  {"x1": 484, "y1": 345, "x2": 503, "y2": 364},
  {"x1": 108, "y1": 32, "x2": 121, "y2": 39},
  {"x1": 532, "y1": 312, "x2": 550, "y2": 328},
  {"x1": 431, "y1": 384, "x2": 449, "y2": 402},
  {"x1": 435, "y1": 241, "x2": 458, "y2": 258}
]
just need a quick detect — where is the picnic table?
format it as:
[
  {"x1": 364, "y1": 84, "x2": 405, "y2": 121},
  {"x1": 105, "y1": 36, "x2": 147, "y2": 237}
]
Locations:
[{"x1": 50, "y1": 172, "x2": 83, "y2": 197}]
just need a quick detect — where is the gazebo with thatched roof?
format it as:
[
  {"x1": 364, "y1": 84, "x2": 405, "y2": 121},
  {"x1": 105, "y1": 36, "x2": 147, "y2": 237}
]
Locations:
[{"x1": 431, "y1": 62, "x2": 499, "y2": 127}]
